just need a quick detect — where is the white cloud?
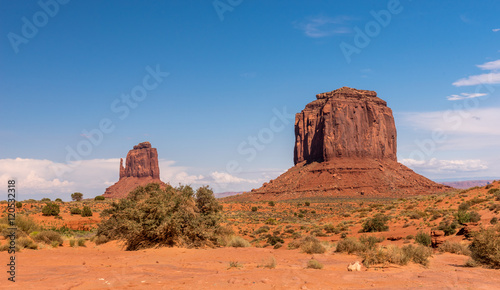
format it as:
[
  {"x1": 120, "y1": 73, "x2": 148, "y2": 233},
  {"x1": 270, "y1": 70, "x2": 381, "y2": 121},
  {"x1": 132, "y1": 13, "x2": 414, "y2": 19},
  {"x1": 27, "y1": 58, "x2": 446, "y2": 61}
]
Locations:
[
  {"x1": 452, "y1": 72, "x2": 500, "y2": 86},
  {"x1": 477, "y1": 59, "x2": 500, "y2": 71},
  {"x1": 493, "y1": 28, "x2": 500, "y2": 32},
  {"x1": 210, "y1": 171, "x2": 258, "y2": 184},
  {"x1": 295, "y1": 16, "x2": 351, "y2": 38},
  {"x1": 401, "y1": 158, "x2": 487, "y2": 173},
  {"x1": 453, "y1": 59, "x2": 500, "y2": 86},
  {"x1": 446, "y1": 92, "x2": 487, "y2": 101},
  {"x1": 400, "y1": 107, "x2": 500, "y2": 136}
]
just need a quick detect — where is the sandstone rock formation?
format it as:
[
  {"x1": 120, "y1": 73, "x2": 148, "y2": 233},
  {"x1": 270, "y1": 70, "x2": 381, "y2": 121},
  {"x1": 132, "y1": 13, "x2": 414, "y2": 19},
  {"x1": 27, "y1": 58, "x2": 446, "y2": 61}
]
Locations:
[
  {"x1": 103, "y1": 142, "x2": 165, "y2": 198},
  {"x1": 244, "y1": 87, "x2": 450, "y2": 200},
  {"x1": 294, "y1": 87, "x2": 396, "y2": 164}
]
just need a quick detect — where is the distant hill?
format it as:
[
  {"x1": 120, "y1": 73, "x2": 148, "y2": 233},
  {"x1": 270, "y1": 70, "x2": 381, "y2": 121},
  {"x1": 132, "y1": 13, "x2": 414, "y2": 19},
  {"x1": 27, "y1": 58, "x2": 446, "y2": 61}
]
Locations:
[
  {"x1": 215, "y1": 191, "x2": 244, "y2": 198},
  {"x1": 440, "y1": 180, "x2": 495, "y2": 189}
]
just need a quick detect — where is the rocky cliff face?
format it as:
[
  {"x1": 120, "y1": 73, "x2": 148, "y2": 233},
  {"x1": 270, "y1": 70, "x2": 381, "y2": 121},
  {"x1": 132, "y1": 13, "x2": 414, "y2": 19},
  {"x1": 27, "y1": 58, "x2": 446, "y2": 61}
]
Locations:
[
  {"x1": 103, "y1": 142, "x2": 164, "y2": 198},
  {"x1": 119, "y1": 142, "x2": 160, "y2": 179},
  {"x1": 242, "y1": 87, "x2": 451, "y2": 200},
  {"x1": 294, "y1": 87, "x2": 397, "y2": 164}
]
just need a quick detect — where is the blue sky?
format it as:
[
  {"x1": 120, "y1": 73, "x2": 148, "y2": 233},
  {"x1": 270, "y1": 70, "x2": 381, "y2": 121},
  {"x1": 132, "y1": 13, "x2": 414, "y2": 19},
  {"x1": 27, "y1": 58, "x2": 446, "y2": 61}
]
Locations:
[{"x1": 1, "y1": 0, "x2": 499, "y2": 200}]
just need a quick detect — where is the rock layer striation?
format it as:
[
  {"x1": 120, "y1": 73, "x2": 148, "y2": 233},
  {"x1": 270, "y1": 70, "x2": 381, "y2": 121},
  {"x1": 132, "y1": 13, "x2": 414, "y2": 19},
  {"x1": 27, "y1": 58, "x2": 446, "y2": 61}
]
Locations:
[{"x1": 244, "y1": 87, "x2": 450, "y2": 200}]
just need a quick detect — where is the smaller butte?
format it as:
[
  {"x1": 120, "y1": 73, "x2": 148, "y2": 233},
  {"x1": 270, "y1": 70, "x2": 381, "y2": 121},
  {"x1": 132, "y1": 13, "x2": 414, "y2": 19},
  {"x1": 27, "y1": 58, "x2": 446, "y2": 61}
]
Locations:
[{"x1": 103, "y1": 141, "x2": 166, "y2": 199}]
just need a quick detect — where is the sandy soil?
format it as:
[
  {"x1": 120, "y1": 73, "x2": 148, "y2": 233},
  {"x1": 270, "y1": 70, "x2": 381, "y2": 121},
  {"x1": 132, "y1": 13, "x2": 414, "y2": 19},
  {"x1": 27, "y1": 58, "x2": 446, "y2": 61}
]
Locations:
[{"x1": 2, "y1": 243, "x2": 499, "y2": 290}]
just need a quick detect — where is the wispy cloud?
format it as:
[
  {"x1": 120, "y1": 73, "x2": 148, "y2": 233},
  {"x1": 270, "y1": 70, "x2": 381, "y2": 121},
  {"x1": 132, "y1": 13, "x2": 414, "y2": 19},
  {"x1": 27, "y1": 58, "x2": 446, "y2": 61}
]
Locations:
[
  {"x1": 295, "y1": 16, "x2": 352, "y2": 38},
  {"x1": 401, "y1": 158, "x2": 488, "y2": 173},
  {"x1": 493, "y1": 28, "x2": 500, "y2": 32},
  {"x1": 477, "y1": 59, "x2": 500, "y2": 70},
  {"x1": 446, "y1": 92, "x2": 487, "y2": 101},
  {"x1": 453, "y1": 59, "x2": 500, "y2": 86}
]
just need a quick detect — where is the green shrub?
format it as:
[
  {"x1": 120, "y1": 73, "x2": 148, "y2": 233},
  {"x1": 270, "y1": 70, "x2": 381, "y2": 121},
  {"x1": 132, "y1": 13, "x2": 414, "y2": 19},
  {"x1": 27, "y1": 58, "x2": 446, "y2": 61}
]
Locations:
[
  {"x1": 71, "y1": 192, "x2": 83, "y2": 201},
  {"x1": 335, "y1": 237, "x2": 364, "y2": 254},
  {"x1": 81, "y1": 206, "x2": 93, "y2": 217},
  {"x1": 96, "y1": 183, "x2": 225, "y2": 250},
  {"x1": 55, "y1": 198, "x2": 63, "y2": 202},
  {"x1": 95, "y1": 235, "x2": 109, "y2": 245},
  {"x1": 228, "y1": 236, "x2": 250, "y2": 248},
  {"x1": 41, "y1": 203, "x2": 60, "y2": 216},
  {"x1": 15, "y1": 202, "x2": 22, "y2": 209},
  {"x1": 265, "y1": 218, "x2": 277, "y2": 225},
  {"x1": 323, "y1": 224, "x2": 339, "y2": 234},
  {"x1": 304, "y1": 201, "x2": 310, "y2": 207},
  {"x1": 268, "y1": 201, "x2": 275, "y2": 207},
  {"x1": 70, "y1": 239, "x2": 76, "y2": 247},
  {"x1": 41, "y1": 198, "x2": 51, "y2": 202},
  {"x1": 266, "y1": 235, "x2": 284, "y2": 246},
  {"x1": 455, "y1": 211, "x2": 481, "y2": 224},
  {"x1": 438, "y1": 241, "x2": 470, "y2": 255},
  {"x1": 299, "y1": 235, "x2": 326, "y2": 254},
  {"x1": 17, "y1": 237, "x2": 38, "y2": 250},
  {"x1": 251, "y1": 206, "x2": 258, "y2": 212},
  {"x1": 77, "y1": 239, "x2": 86, "y2": 247},
  {"x1": 94, "y1": 196, "x2": 105, "y2": 201},
  {"x1": 70, "y1": 208, "x2": 82, "y2": 215},
  {"x1": 468, "y1": 226, "x2": 500, "y2": 268},
  {"x1": 402, "y1": 244, "x2": 432, "y2": 266},
  {"x1": 254, "y1": 226, "x2": 270, "y2": 235},
  {"x1": 361, "y1": 248, "x2": 387, "y2": 267},
  {"x1": 273, "y1": 242, "x2": 283, "y2": 249},
  {"x1": 438, "y1": 220, "x2": 458, "y2": 236},
  {"x1": 361, "y1": 214, "x2": 389, "y2": 232},
  {"x1": 458, "y1": 202, "x2": 470, "y2": 211},
  {"x1": 33, "y1": 231, "x2": 63, "y2": 246},
  {"x1": 415, "y1": 231, "x2": 432, "y2": 247},
  {"x1": 306, "y1": 259, "x2": 323, "y2": 269},
  {"x1": 490, "y1": 217, "x2": 498, "y2": 225}
]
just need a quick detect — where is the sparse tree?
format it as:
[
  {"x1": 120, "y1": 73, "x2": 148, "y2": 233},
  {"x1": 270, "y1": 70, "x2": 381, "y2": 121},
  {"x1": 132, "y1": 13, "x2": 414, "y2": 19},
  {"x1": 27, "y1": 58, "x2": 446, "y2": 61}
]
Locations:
[{"x1": 71, "y1": 192, "x2": 83, "y2": 201}]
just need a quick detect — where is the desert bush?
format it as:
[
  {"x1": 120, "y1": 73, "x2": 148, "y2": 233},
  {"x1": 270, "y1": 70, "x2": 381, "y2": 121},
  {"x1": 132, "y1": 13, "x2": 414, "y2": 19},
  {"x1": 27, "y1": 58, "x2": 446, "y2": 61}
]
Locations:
[
  {"x1": 300, "y1": 235, "x2": 326, "y2": 254},
  {"x1": 361, "y1": 248, "x2": 387, "y2": 267},
  {"x1": 15, "y1": 202, "x2": 22, "y2": 208},
  {"x1": 77, "y1": 239, "x2": 86, "y2": 247},
  {"x1": 7, "y1": 215, "x2": 39, "y2": 235},
  {"x1": 251, "y1": 206, "x2": 258, "y2": 212},
  {"x1": 71, "y1": 192, "x2": 83, "y2": 201},
  {"x1": 487, "y1": 188, "x2": 500, "y2": 195},
  {"x1": 55, "y1": 198, "x2": 63, "y2": 202},
  {"x1": 490, "y1": 217, "x2": 498, "y2": 225},
  {"x1": 266, "y1": 235, "x2": 284, "y2": 246},
  {"x1": 455, "y1": 210, "x2": 481, "y2": 224},
  {"x1": 265, "y1": 218, "x2": 277, "y2": 225},
  {"x1": 273, "y1": 242, "x2": 283, "y2": 249},
  {"x1": 438, "y1": 241, "x2": 470, "y2": 256},
  {"x1": 96, "y1": 183, "x2": 225, "y2": 250},
  {"x1": 306, "y1": 259, "x2": 323, "y2": 269},
  {"x1": 415, "y1": 231, "x2": 432, "y2": 247},
  {"x1": 258, "y1": 257, "x2": 276, "y2": 269},
  {"x1": 254, "y1": 226, "x2": 270, "y2": 235},
  {"x1": 81, "y1": 206, "x2": 93, "y2": 217},
  {"x1": 70, "y1": 239, "x2": 76, "y2": 247},
  {"x1": 458, "y1": 202, "x2": 470, "y2": 211},
  {"x1": 438, "y1": 220, "x2": 459, "y2": 236},
  {"x1": 17, "y1": 237, "x2": 38, "y2": 250},
  {"x1": 268, "y1": 201, "x2": 275, "y2": 207},
  {"x1": 304, "y1": 201, "x2": 310, "y2": 207},
  {"x1": 228, "y1": 236, "x2": 250, "y2": 248},
  {"x1": 402, "y1": 244, "x2": 432, "y2": 266},
  {"x1": 95, "y1": 235, "x2": 110, "y2": 245},
  {"x1": 41, "y1": 203, "x2": 60, "y2": 216},
  {"x1": 33, "y1": 231, "x2": 63, "y2": 246},
  {"x1": 385, "y1": 245, "x2": 410, "y2": 265},
  {"x1": 468, "y1": 226, "x2": 500, "y2": 268},
  {"x1": 360, "y1": 214, "x2": 389, "y2": 232},
  {"x1": 323, "y1": 223, "x2": 339, "y2": 234},
  {"x1": 41, "y1": 198, "x2": 51, "y2": 202},
  {"x1": 94, "y1": 196, "x2": 105, "y2": 201},
  {"x1": 335, "y1": 237, "x2": 365, "y2": 254},
  {"x1": 70, "y1": 208, "x2": 82, "y2": 215},
  {"x1": 359, "y1": 235, "x2": 384, "y2": 250}
]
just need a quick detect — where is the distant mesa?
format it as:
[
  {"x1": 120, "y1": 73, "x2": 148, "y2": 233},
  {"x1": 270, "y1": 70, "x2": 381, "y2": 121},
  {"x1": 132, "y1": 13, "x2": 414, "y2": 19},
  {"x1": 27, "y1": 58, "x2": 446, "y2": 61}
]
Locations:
[
  {"x1": 103, "y1": 141, "x2": 166, "y2": 199},
  {"x1": 244, "y1": 87, "x2": 451, "y2": 200}
]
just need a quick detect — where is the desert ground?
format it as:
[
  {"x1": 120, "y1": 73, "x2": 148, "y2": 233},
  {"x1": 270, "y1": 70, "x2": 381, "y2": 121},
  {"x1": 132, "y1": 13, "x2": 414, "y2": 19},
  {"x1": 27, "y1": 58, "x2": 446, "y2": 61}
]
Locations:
[{"x1": 1, "y1": 181, "x2": 500, "y2": 289}]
